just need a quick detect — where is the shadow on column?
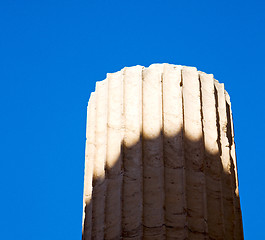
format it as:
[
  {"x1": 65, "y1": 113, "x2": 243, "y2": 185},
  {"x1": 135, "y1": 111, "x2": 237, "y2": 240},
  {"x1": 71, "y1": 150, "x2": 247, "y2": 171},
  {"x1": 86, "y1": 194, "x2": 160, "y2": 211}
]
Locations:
[{"x1": 82, "y1": 128, "x2": 243, "y2": 240}]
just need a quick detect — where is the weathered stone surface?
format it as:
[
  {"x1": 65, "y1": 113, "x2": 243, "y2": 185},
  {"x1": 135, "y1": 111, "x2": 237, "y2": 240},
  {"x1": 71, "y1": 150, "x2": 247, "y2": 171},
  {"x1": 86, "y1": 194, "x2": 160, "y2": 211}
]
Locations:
[
  {"x1": 162, "y1": 64, "x2": 187, "y2": 239},
  {"x1": 82, "y1": 93, "x2": 96, "y2": 240},
  {"x1": 225, "y1": 92, "x2": 244, "y2": 240},
  {"x1": 82, "y1": 64, "x2": 244, "y2": 240},
  {"x1": 215, "y1": 81, "x2": 235, "y2": 240},
  {"x1": 182, "y1": 66, "x2": 208, "y2": 236},
  {"x1": 105, "y1": 71, "x2": 123, "y2": 240},
  {"x1": 122, "y1": 66, "x2": 143, "y2": 239},
  {"x1": 200, "y1": 72, "x2": 224, "y2": 239},
  {"x1": 92, "y1": 80, "x2": 107, "y2": 240},
  {"x1": 142, "y1": 64, "x2": 165, "y2": 239}
]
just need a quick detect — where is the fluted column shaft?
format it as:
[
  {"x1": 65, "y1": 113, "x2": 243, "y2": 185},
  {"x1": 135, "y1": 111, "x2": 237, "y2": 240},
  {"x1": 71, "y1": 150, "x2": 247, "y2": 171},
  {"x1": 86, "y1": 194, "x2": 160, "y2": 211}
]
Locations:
[{"x1": 82, "y1": 64, "x2": 244, "y2": 240}]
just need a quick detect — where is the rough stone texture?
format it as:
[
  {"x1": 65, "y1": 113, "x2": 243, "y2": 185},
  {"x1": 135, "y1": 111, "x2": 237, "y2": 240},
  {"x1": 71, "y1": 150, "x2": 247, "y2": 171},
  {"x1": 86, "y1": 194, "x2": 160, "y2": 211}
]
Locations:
[
  {"x1": 122, "y1": 66, "x2": 143, "y2": 239},
  {"x1": 82, "y1": 93, "x2": 96, "y2": 240},
  {"x1": 82, "y1": 64, "x2": 244, "y2": 240},
  {"x1": 105, "y1": 71, "x2": 123, "y2": 239},
  {"x1": 163, "y1": 65, "x2": 186, "y2": 239},
  {"x1": 92, "y1": 80, "x2": 107, "y2": 239}
]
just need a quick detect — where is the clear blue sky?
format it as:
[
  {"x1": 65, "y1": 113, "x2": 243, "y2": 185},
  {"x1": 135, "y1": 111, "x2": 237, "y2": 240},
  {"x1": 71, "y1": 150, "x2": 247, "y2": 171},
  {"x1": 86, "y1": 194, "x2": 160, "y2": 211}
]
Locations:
[{"x1": 1, "y1": 1, "x2": 264, "y2": 239}]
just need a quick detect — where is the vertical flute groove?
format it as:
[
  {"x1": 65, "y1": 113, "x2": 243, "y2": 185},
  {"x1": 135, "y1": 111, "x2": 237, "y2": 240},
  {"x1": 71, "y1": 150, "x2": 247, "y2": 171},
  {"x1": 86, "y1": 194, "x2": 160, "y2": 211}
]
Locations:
[
  {"x1": 142, "y1": 64, "x2": 165, "y2": 239},
  {"x1": 105, "y1": 71, "x2": 123, "y2": 239},
  {"x1": 182, "y1": 66, "x2": 208, "y2": 239},
  {"x1": 92, "y1": 81, "x2": 108, "y2": 240},
  {"x1": 122, "y1": 66, "x2": 143, "y2": 240},
  {"x1": 163, "y1": 64, "x2": 187, "y2": 239},
  {"x1": 200, "y1": 72, "x2": 224, "y2": 239},
  {"x1": 82, "y1": 93, "x2": 96, "y2": 240},
  {"x1": 225, "y1": 93, "x2": 244, "y2": 240}
]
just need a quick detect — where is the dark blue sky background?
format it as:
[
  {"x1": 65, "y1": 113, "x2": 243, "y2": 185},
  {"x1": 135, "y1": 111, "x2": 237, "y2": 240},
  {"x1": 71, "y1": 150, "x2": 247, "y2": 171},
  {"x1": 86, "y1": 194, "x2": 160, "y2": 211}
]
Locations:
[{"x1": 1, "y1": 1, "x2": 264, "y2": 239}]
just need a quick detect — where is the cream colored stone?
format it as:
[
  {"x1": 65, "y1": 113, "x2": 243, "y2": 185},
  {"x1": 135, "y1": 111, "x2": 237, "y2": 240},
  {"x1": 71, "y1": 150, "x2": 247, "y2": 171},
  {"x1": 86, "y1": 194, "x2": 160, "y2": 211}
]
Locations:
[
  {"x1": 92, "y1": 80, "x2": 108, "y2": 239},
  {"x1": 122, "y1": 65, "x2": 143, "y2": 239},
  {"x1": 82, "y1": 64, "x2": 244, "y2": 240},
  {"x1": 162, "y1": 64, "x2": 187, "y2": 239},
  {"x1": 225, "y1": 92, "x2": 244, "y2": 240},
  {"x1": 215, "y1": 81, "x2": 236, "y2": 239},
  {"x1": 142, "y1": 64, "x2": 165, "y2": 239},
  {"x1": 182, "y1": 66, "x2": 208, "y2": 236},
  {"x1": 200, "y1": 72, "x2": 224, "y2": 239},
  {"x1": 105, "y1": 71, "x2": 123, "y2": 239},
  {"x1": 82, "y1": 93, "x2": 96, "y2": 240}
]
